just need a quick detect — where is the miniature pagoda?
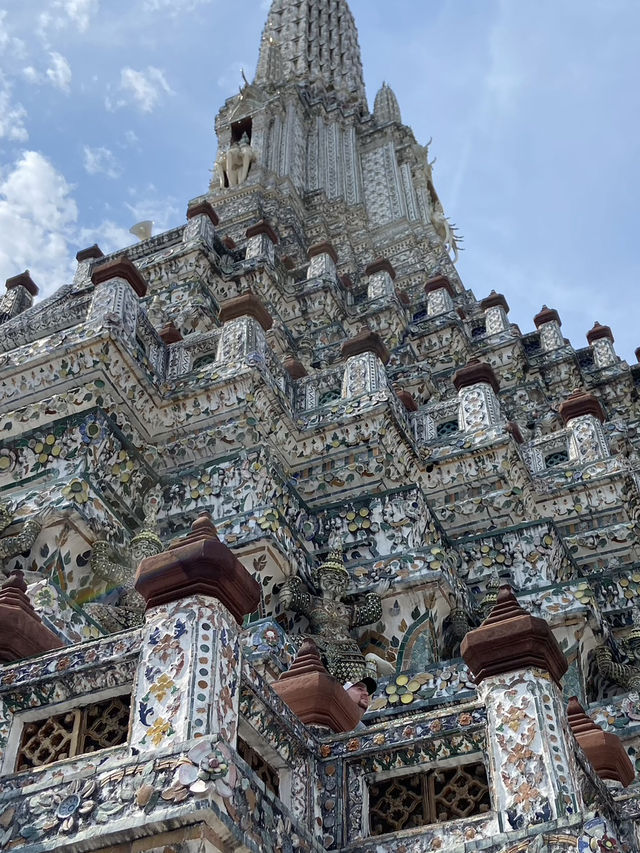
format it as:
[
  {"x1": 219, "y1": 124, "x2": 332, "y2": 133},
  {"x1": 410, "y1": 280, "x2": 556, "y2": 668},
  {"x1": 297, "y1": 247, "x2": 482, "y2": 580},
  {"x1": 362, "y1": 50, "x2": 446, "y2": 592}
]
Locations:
[{"x1": 0, "y1": 1, "x2": 639, "y2": 851}]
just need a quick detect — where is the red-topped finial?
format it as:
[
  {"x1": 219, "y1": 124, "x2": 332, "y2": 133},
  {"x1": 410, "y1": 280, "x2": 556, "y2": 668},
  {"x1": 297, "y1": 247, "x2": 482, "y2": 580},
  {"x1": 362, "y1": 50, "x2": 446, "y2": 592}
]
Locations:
[
  {"x1": 273, "y1": 638, "x2": 363, "y2": 732},
  {"x1": 0, "y1": 571, "x2": 63, "y2": 662},
  {"x1": 135, "y1": 512, "x2": 260, "y2": 623},
  {"x1": 460, "y1": 584, "x2": 567, "y2": 686},
  {"x1": 567, "y1": 696, "x2": 634, "y2": 786}
]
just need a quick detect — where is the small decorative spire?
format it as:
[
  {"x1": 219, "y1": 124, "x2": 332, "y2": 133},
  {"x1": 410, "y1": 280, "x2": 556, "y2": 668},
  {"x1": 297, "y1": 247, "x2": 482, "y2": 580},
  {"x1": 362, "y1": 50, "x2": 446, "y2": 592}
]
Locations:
[
  {"x1": 0, "y1": 571, "x2": 62, "y2": 662},
  {"x1": 374, "y1": 82, "x2": 401, "y2": 124},
  {"x1": 135, "y1": 511, "x2": 260, "y2": 622},
  {"x1": 278, "y1": 638, "x2": 327, "y2": 681},
  {"x1": 453, "y1": 360, "x2": 500, "y2": 394},
  {"x1": 586, "y1": 321, "x2": 614, "y2": 344},
  {"x1": 170, "y1": 512, "x2": 219, "y2": 548},
  {"x1": 5, "y1": 270, "x2": 38, "y2": 297},
  {"x1": 159, "y1": 321, "x2": 183, "y2": 344},
  {"x1": 273, "y1": 637, "x2": 363, "y2": 732},
  {"x1": 558, "y1": 389, "x2": 605, "y2": 425},
  {"x1": 533, "y1": 305, "x2": 561, "y2": 328},
  {"x1": 218, "y1": 292, "x2": 273, "y2": 331},
  {"x1": 567, "y1": 696, "x2": 634, "y2": 786},
  {"x1": 341, "y1": 326, "x2": 390, "y2": 364},
  {"x1": 461, "y1": 584, "x2": 568, "y2": 686}
]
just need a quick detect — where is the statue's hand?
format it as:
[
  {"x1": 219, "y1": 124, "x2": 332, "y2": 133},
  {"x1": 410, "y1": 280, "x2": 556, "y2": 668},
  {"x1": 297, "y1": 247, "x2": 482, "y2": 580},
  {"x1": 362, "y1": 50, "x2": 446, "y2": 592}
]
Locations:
[
  {"x1": 280, "y1": 576, "x2": 305, "y2": 611},
  {"x1": 372, "y1": 578, "x2": 391, "y2": 595}
]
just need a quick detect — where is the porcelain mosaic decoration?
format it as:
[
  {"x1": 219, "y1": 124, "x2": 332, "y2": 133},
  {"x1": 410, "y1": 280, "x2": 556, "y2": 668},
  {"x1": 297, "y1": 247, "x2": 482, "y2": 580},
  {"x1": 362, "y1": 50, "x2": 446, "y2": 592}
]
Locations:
[{"x1": 0, "y1": 1, "x2": 639, "y2": 851}]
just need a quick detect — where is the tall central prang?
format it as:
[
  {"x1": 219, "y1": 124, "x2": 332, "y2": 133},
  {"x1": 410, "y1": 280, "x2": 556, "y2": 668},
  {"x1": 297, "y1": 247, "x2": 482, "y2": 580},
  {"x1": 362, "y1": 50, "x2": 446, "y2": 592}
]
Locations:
[{"x1": 0, "y1": 0, "x2": 638, "y2": 851}]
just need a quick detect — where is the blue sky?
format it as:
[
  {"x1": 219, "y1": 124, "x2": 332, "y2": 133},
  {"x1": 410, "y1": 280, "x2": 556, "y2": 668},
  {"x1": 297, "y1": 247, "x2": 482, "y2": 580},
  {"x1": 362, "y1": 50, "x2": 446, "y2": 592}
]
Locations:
[{"x1": 0, "y1": 0, "x2": 638, "y2": 361}]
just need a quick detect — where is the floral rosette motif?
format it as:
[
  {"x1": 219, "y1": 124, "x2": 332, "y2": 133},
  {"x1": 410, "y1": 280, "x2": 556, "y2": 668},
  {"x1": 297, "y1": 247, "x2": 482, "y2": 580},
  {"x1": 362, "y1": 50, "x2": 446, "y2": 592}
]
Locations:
[
  {"x1": 28, "y1": 779, "x2": 96, "y2": 836},
  {"x1": 161, "y1": 740, "x2": 236, "y2": 803},
  {"x1": 578, "y1": 816, "x2": 624, "y2": 852}
]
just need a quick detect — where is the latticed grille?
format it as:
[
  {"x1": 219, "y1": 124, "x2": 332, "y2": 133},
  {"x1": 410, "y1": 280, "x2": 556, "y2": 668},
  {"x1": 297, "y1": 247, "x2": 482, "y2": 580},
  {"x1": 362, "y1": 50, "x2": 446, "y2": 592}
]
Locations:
[
  {"x1": 545, "y1": 449, "x2": 569, "y2": 468},
  {"x1": 78, "y1": 696, "x2": 132, "y2": 753},
  {"x1": 369, "y1": 762, "x2": 490, "y2": 836},
  {"x1": 431, "y1": 764, "x2": 491, "y2": 822},
  {"x1": 16, "y1": 694, "x2": 131, "y2": 771},
  {"x1": 237, "y1": 736, "x2": 280, "y2": 797},
  {"x1": 436, "y1": 419, "x2": 459, "y2": 439},
  {"x1": 16, "y1": 712, "x2": 77, "y2": 771}
]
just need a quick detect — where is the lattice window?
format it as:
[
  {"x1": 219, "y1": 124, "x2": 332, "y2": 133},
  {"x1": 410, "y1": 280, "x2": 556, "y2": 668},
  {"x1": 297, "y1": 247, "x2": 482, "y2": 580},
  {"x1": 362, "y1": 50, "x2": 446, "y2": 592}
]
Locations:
[
  {"x1": 16, "y1": 694, "x2": 131, "y2": 772},
  {"x1": 471, "y1": 324, "x2": 486, "y2": 339},
  {"x1": 577, "y1": 348, "x2": 595, "y2": 369},
  {"x1": 237, "y1": 736, "x2": 280, "y2": 797},
  {"x1": 192, "y1": 353, "x2": 218, "y2": 372},
  {"x1": 369, "y1": 762, "x2": 490, "y2": 837},
  {"x1": 522, "y1": 336, "x2": 541, "y2": 354},
  {"x1": 319, "y1": 389, "x2": 341, "y2": 406},
  {"x1": 436, "y1": 419, "x2": 459, "y2": 439},
  {"x1": 545, "y1": 450, "x2": 569, "y2": 468}
]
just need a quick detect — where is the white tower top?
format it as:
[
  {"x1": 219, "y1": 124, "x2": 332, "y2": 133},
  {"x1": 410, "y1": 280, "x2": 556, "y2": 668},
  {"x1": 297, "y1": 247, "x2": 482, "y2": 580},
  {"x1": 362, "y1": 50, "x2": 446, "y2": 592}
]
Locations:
[{"x1": 255, "y1": 0, "x2": 366, "y2": 104}]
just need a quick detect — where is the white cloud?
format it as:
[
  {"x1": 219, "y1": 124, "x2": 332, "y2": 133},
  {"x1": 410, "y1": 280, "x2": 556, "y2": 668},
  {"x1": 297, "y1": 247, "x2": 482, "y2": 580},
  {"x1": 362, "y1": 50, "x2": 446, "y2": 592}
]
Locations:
[
  {"x1": 142, "y1": 0, "x2": 212, "y2": 13},
  {"x1": 76, "y1": 220, "x2": 134, "y2": 255},
  {"x1": 83, "y1": 145, "x2": 121, "y2": 179},
  {"x1": 124, "y1": 185, "x2": 180, "y2": 233},
  {"x1": 0, "y1": 151, "x2": 77, "y2": 297},
  {"x1": 46, "y1": 52, "x2": 72, "y2": 92},
  {"x1": 0, "y1": 72, "x2": 28, "y2": 142},
  {"x1": 123, "y1": 130, "x2": 139, "y2": 148},
  {"x1": 22, "y1": 67, "x2": 39, "y2": 84},
  {"x1": 0, "y1": 11, "x2": 26, "y2": 58},
  {"x1": 59, "y1": 0, "x2": 99, "y2": 30},
  {"x1": 111, "y1": 66, "x2": 173, "y2": 113},
  {"x1": 39, "y1": 0, "x2": 99, "y2": 36}
]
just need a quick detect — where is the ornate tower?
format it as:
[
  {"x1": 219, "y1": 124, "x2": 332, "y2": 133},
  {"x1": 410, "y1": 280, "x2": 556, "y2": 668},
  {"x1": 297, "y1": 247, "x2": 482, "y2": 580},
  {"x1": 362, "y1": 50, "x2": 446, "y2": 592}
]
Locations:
[{"x1": 0, "y1": 2, "x2": 638, "y2": 852}]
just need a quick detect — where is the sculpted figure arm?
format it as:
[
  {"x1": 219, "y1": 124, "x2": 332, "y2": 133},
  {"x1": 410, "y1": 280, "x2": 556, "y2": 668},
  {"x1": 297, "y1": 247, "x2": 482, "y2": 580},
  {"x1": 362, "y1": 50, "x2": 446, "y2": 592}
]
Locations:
[
  {"x1": 279, "y1": 575, "x2": 311, "y2": 616},
  {"x1": 596, "y1": 644, "x2": 640, "y2": 691},
  {"x1": 350, "y1": 590, "x2": 383, "y2": 628},
  {"x1": 0, "y1": 517, "x2": 43, "y2": 565}
]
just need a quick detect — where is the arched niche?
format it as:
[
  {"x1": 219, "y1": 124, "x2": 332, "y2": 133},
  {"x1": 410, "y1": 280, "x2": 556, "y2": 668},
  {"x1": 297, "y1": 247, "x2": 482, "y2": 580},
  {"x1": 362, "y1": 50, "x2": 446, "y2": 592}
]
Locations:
[{"x1": 396, "y1": 612, "x2": 435, "y2": 672}]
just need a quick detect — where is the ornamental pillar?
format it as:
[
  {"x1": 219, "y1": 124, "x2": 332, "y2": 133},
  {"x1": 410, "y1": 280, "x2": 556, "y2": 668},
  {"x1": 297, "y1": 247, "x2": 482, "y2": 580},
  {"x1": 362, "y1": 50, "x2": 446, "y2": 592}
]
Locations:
[
  {"x1": 88, "y1": 257, "x2": 148, "y2": 343},
  {"x1": 245, "y1": 220, "x2": 279, "y2": 264},
  {"x1": 0, "y1": 271, "x2": 39, "y2": 323},
  {"x1": 461, "y1": 586, "x2": 583, "y2": 832},
  {"x1": 424, "y1": 274, "x2": 454, "y2": 316},
  {"x1": 534, "y1": 305, "x2": 564, "y2": 351},
  {"x1": 132, "y1": 512, "x2": 260, "y2": 753},
  {"x1": 587, "y1": 322, "x2": 618, "y2": 368},
  {"x1": 453, "y1": 360, "x2": 502, "y2": 433},
  {"x1": 73, "y1": 244, "x2": 103, "y2": 286},
  {"x1": 216, "y1": 292, "x2": 273, "y2": 363},
  {"x1": 365, "y1": 258, "x2": 396, "y2": 300},
  {"x1": 307, "y1": 242, "x2": 338, "y2": 281},
  {"x1": 185, "y1": 199, "x2": 219, "y2": 250},
  {"x1": 340, "y1": 327, "x2": 389, "y2": 398},
  {"x1": 480, "y1": 291, "x2": 510, "y2": 335},
  {"x1": 559, "y1": 390, "x2": 609, "y2": 463}
]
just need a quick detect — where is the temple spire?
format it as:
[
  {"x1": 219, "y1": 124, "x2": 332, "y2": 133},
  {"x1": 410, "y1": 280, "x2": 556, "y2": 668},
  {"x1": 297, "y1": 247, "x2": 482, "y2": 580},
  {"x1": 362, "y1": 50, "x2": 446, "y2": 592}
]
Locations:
[{"x1": 255, "y1": 0, "x2": 366, "y2": 104}]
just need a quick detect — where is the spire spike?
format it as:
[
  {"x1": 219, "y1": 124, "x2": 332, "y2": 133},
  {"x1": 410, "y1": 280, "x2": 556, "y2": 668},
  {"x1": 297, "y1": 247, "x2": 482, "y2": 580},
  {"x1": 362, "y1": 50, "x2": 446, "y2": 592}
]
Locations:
[{"x1": 255, "y1": 0, "x2": 366, "y2": 104}]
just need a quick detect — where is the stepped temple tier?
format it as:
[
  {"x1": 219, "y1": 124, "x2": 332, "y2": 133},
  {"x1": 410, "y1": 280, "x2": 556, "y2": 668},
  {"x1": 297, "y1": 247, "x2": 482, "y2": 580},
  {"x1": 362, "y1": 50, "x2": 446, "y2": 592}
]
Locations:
[{"x1": 0, "y1": 1, "x2": 639, "y2": 851}]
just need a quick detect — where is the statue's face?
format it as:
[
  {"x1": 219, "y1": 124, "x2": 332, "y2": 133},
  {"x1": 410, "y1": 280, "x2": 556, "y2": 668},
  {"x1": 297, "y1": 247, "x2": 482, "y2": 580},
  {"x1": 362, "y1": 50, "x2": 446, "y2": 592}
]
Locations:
[
  {"x1": 318, "y1": 569, "x2": 348, "y2": 599},
  {"x1": 346, "y1": 682, "x2": 370, "y2": 712}
]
